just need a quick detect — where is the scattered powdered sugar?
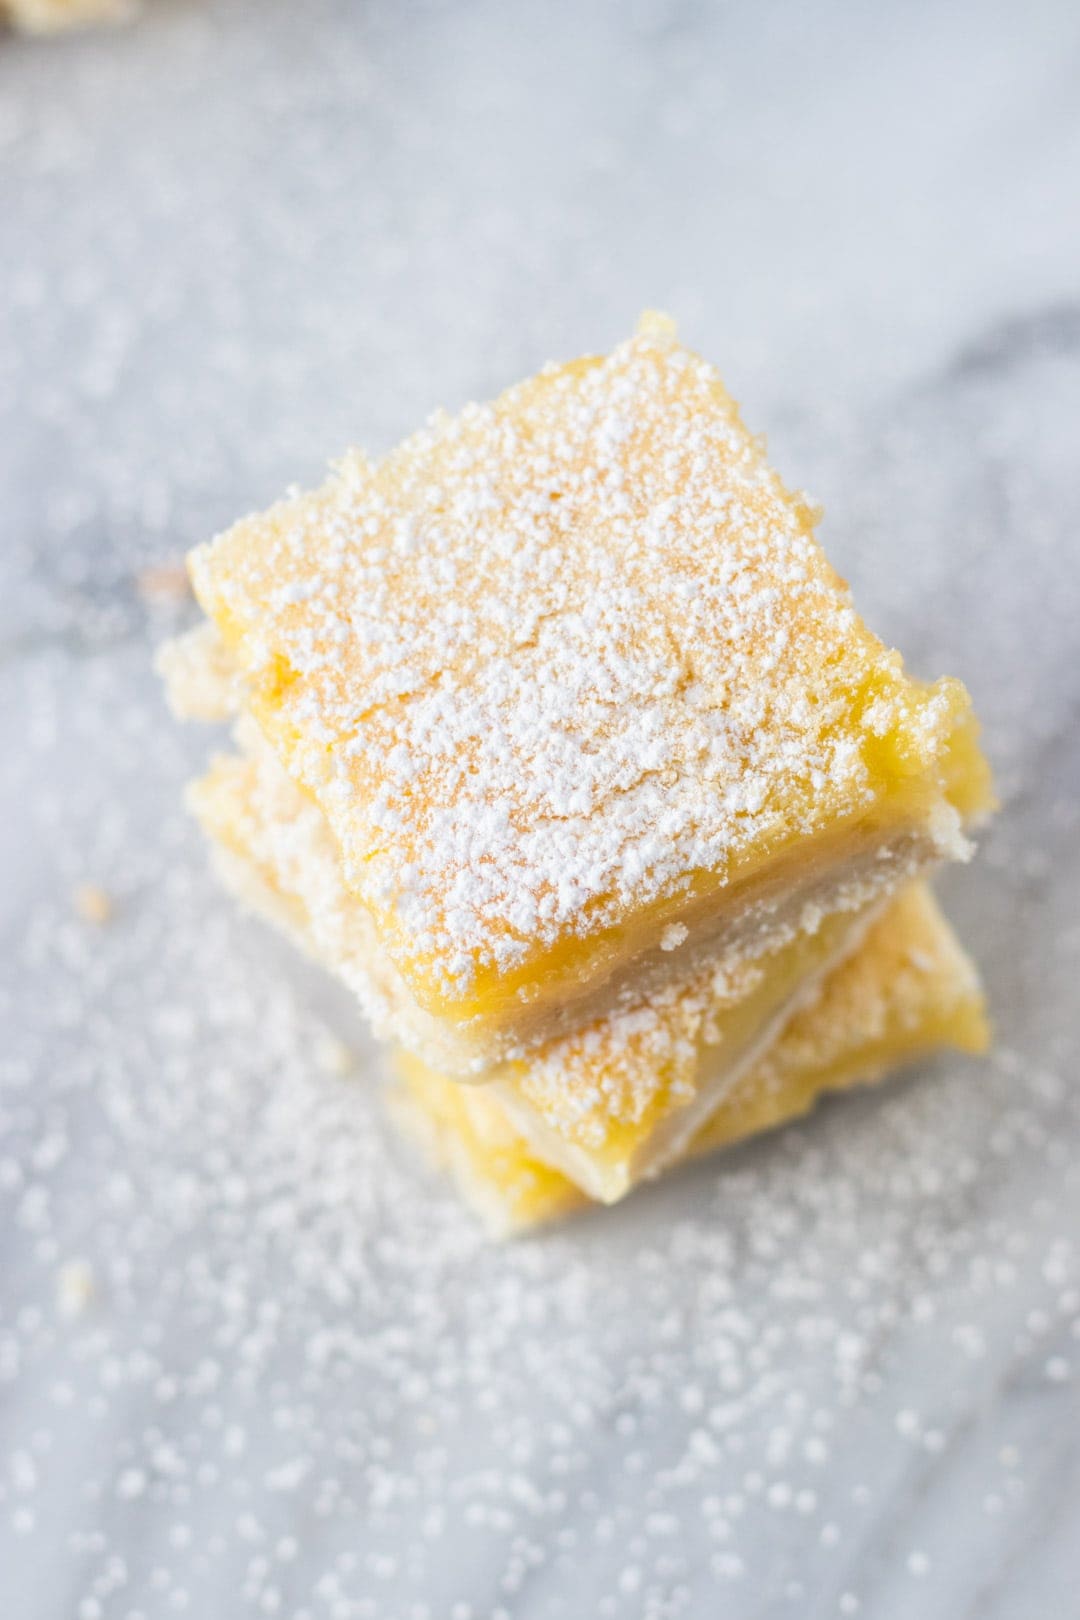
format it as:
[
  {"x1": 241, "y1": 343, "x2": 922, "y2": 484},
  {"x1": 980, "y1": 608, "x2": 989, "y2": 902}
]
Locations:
[{"x1": 2, "y1": 626, "x2": 1079, "y2": 1615}]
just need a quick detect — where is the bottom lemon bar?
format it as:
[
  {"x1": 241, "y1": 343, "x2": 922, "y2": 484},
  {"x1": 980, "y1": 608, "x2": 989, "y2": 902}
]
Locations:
[{"x1": 391, "y1": 886, "x2": 988, "y2": 1234}]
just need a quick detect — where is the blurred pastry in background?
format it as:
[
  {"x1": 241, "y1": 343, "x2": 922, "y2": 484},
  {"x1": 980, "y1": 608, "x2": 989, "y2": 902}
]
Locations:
[{"x1": 2, "y1": 0, "x2": 137, "y2": 34}]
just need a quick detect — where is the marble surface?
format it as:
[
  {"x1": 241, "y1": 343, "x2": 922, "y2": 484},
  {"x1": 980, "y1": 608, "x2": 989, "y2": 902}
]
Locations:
[{"x1": 2, "y1": 2, "x2": 1079, "y2": 1616}]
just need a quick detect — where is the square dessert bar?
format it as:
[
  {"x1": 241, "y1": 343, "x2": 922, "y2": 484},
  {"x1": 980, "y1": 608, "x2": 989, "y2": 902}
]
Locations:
[
  {"x1": 393, "y1": 886, "x2": 989, "y2": 1234},
  {"x1": 180, "y1": 313, "x2": 991, "y2": 1072}
]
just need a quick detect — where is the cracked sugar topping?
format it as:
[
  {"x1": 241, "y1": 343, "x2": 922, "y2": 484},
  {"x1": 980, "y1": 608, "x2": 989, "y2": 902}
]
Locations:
[{"x1": 190, "y1": 315, "x2": 970, "y2": 991}]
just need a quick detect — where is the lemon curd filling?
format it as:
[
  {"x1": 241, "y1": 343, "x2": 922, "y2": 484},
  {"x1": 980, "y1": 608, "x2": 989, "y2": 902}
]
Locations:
[
  {"x1": 393, "y1": 887, "x2": 989, "y2": 1233},
  {"x1": 180, "y1": 314, "x2": 992, "y2": 1068}
]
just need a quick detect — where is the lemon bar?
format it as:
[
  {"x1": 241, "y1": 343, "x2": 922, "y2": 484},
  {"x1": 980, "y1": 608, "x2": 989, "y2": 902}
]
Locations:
[
  {"x1": 392, "y1": 887, "x2": 989, "y2": 1234},
  {"x1": 175, "y1": 315, "x2": 990, "y2": 1072}
]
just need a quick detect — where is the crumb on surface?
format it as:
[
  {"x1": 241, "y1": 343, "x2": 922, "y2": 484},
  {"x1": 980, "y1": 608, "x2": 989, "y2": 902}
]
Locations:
[
  {"x1": 56, "y1": 1259, "x2": 96, "y2": 1318},
  {"x1": 72, "y1": 883, "x2": 112, "y2": 925},
  {"x1": 136, "y1": 563, "x2": 192, "y2": 605},
  {"x1": 314, "y1": 1032, "x2": 356, "y2": 1078}
]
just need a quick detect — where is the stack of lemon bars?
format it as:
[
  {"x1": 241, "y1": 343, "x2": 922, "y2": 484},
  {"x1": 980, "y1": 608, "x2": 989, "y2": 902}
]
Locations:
[{"x1": 161, "y1": 315, "x2": 993, "y2": 1235}]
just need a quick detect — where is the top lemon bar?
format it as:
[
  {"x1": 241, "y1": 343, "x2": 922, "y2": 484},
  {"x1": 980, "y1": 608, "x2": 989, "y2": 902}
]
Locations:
[{"x1": 186, "y1": 314, "x2": 991, "y2": 1055}]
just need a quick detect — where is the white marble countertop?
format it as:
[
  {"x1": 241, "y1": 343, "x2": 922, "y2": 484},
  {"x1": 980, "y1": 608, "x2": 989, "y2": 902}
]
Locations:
[{"x1": 2, "y1": 2, "x2": 1078, "y2": 1616}]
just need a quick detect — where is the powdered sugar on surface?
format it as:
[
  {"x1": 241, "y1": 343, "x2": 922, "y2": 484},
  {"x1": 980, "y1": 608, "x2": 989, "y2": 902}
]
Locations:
[
  {"x1": 2, "y1": 629, "x2": 1078, "y2": 1617},
  {"x1": 3, "y1": 2, "x2": 1080, "y2": 1616}
]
